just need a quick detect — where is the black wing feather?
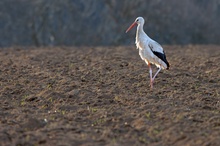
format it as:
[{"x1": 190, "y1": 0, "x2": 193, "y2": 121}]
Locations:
[
  {"x1": 149, "y1": 44, "x2": 170, "y2": 69},
  {"x1": 152, "y1": 51, "x2": 169, "y2": 69}
]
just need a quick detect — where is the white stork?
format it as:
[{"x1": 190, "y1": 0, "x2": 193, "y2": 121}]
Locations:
[{"x1": 126, "y1": 17, "x2": 169, "y2": 89}]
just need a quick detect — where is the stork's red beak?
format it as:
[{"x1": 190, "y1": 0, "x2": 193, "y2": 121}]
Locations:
[{"x1": 126, "y1": 22, "x2": 137, "y2": 33}]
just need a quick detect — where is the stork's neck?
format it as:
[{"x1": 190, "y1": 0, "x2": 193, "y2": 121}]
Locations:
[{"x1": 136, "y1": 23, "x2": 149, "y2": 39}]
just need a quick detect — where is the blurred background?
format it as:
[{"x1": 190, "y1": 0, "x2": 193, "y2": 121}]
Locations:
[{"x1": 0, "y1": 0, "x2": 220, "y2": 47}]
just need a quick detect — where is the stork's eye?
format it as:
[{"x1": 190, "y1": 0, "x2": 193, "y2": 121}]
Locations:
[{"x1": 136, "y1": 19, "x2": 139, "y2": 22}]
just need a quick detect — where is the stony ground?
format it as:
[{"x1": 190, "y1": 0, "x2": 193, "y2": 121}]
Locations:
[{"x1": 0, "y1": 45, "x2": 220, "y2": 146}]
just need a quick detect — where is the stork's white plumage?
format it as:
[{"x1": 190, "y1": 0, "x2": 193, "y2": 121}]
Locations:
[{"x1": 126, "y1": 17, "x2": 169, "y2": 89}]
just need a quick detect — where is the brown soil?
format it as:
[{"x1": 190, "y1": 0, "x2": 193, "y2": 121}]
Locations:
[{"x1": 0, "y1": 45, "x2": 220, "y2": 146}]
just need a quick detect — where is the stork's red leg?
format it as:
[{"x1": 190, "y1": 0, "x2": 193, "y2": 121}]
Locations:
[
  {"x1": 152, "y1": 67, "x2": 162, "y2": 81},
  {"x1": 148, "y1": 63, "x2": 153, "y2": 89}
]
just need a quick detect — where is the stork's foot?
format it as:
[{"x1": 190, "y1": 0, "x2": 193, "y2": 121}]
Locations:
[{"x1": 150, "y1": 79, "x2": 154, "y2": 89}]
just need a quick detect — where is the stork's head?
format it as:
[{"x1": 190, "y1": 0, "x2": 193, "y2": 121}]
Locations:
[
  {"x1": 135, "y1": 17, "x2": 145, "y2": 25},
  {"x1": 126, "y1": 17, "x2": 145, "y2": 33}
]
